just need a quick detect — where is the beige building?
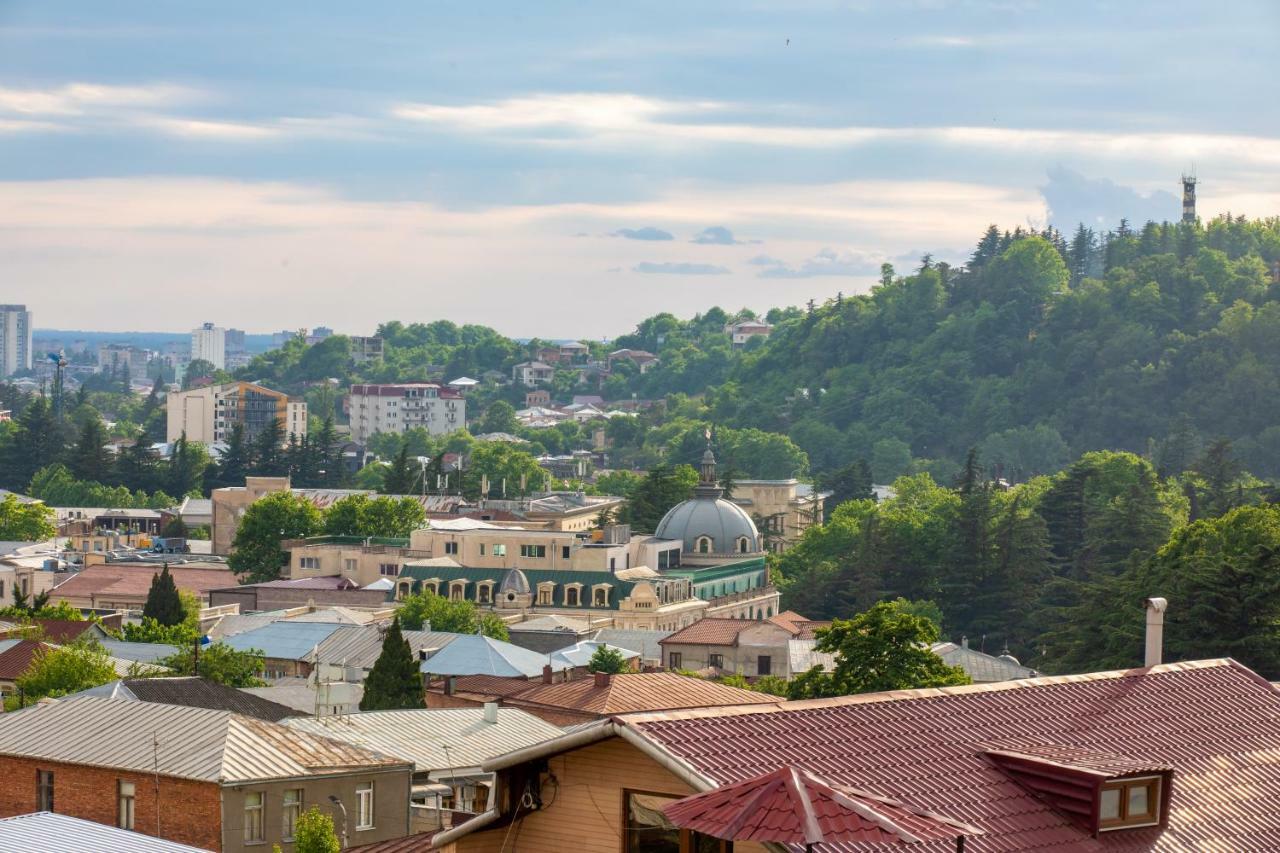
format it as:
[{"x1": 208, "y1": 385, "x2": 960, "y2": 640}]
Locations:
[
  {"x1": 727, "y1": 479, "x2": 826, "y2": 552},
  {"x1": 167, "y1": 381, "x2": 307, "y2": 445},
  {"x1": 658, "y1": 618, "x2": 801, "y2": 678},
  {"x1": 347, "y1": 383, "x2": 465, "y2": 443}
]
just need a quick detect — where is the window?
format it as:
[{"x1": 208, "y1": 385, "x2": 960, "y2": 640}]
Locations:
[
  {"x1": 757, "y1": 655, "x2": 772, "y2": 676},
  {"x1": 709, "y1": 654, "x2": 723, "y2": 669},
  {"x1": 282, "y1": 788, "x2": 303, "y2": 840},
  {"x1": 244, "y1": 791, "x2": 264, "y2": 843},
  {"x1": 478, "y1": 583, "x2": 492, "y2": 604},
  {"x1": 479, "y1": 544, "x2": 485, "y2": 555},
  {"x1": 299, "y1": 557, "x2": 319, "y2": 569},
  {"x1": 520, "y1": 544, "x2": 547, "y2": 558},
  {"x1": 538, "y1": 585, "x2": 554, "y2": 605},
  {"x1": 444, "y1": 541, "x2": 459, "y2": 555},
  {"x1": 695, "y1": 536, "x2": 712, "y2": 554},
  {"x1": 343, "y1": 558, "x2": 357, "y2": 574},
  {"x1": 561, "y1": 545, "x2": 571, "y2": 559},
  {"x1": 36, "y1": 770, "x2": 53, "y2": 812},
  {"x1": 1099, "y1": 777, "x2": 1161, "y2": 830},
  {"x1": 493, "y1": 544, "x2": 506, "y2": 556},
  {"x1": 379, "y1": 563, "x2": 399, "y2": 577},
  {"x1": 669, "y1": 652, "x2": 682, "y2": 669},
  {"x1": 593, "y1": 586, "x2": 609, "y2": 607},
  {"x1": 736, "y1": 537, "x2": 750, "y2": 553},
  {"x1": 566, "y1": 587, "x2": 580, "y2": 606},
  {"x1": 118, "y1": 780, "x2": 135, "y2": 830},
  {"x1": 450, "y1": 582, "x2": 466, "y2": 601},
  {"x1": 357, "y1": 782, "x2": 375, "y2": 830}
]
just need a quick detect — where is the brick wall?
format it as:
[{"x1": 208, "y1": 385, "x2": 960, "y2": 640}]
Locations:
[{"x1": 0, "y1": 756, "x2": 221, "y2": 851}]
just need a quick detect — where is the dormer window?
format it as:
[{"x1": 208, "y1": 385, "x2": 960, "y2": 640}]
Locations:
[
  {"x1": 695, "y1": 536, "x2": 713, "y2": 554},
  {"x1": 1099, "y1": 776, "x2": 1161, "y2": 831},
  {"x1": 736, "y1": 536, "x2": 750, "y2": 553}
]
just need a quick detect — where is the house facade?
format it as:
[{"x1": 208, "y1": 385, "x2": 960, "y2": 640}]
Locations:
[
  {"x1": 166, "y1": 381, "x2": 307, "y2": 445},
  {"x1": 347, "y1": 383, "x2": 465, "y2": 443}
]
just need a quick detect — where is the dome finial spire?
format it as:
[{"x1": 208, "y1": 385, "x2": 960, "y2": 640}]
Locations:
[{"x1": 695, "y1": 426, "x2": 723, "y2": 498}]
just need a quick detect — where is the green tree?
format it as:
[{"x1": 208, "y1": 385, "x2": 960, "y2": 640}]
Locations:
[
  {"x1": 165, "y1": 432, "x2": 208, "y2": 498},
  {"x1": 69, "y1": 416, "x2": 112, "y2": 483},
  {"x1": 292, "y1": 807, "x2": 341, "y2": 853},
  {"x1": 323, "y1": 495, "x2": 425, "y2": 539},
  {"x1": 397, "y1": 590, "x2": 509, "y2": 639},
  {"x1": 623, "y1": 464, "x2": 698, "y2": 532},
  {"x1": 359, "y1": 617, "x2": 423, "y2": 710},
  {"x1": 228, "y1": 491, "x2": 323, "y2": 583},
  {"x1": 786, "y1": 599, "x2": 970, "y2": 698},
  {"x1": 183, "y1": 359, "x2": 217, "y2": 388},
  {"x1": 211, "y1": 423, "x2": 252, "y2": 489},
  {"x1": 142, "y1": 564, "x2": 185, "y2": 627},
  {"x1": 587, "y1": 645, "x2": 629, "y2": 674},
  {"x1": 479, "y1": 400, "x2": 520, "y2": 434},
  {"x1": 252, "y1": 417, "x2": 287, "y2": 476},
  {"x1": 17, "y1": 640, "x2": 119, "y2": 700},
  {"x1": 820, "y1": 459, "x2": 874, "y2": 520},
  {"x1": 0, "y1": 397, "x2": 67, "y2": 492},
  {"x1": 0, "y1": 495, "x2": 55, "y2": 541},
  {"x1": 381, "y1": 443, "x2": 417, "y2": 495},
  {"x1": 158, "y1": 641, "x2": 266, "y2": 687}
]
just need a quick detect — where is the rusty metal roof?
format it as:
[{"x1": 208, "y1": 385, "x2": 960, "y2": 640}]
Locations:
[
  {"x1": 505, "y1": 672, "x2": 778, "y2": 717},
  {"x1": 0, "y1": 696, "x2": 409, "y2": 784},
  {"x1": 621, "y1": 659, "x2": 1280, "y2": 851}
]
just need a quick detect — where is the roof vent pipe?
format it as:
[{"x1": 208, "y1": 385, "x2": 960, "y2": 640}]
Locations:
[
  {"x1": 1145, "y1": 597, "x2": 1168, "y2": 668},
  {"x1": 483, "y1": 701, "x2": 499, "y2": 724}
]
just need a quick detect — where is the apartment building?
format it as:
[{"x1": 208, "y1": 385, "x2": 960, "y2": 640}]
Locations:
[
  {"x1": 166, "y1": 381, "x2": 307, "y2": 444},
  {"x1": 96, "y1": 344, "x2": 151, "y2": 375},
  {"x1": 0, "y1": 305, "x2": 32, "y2": 377},
  {"x1": 190, "y1": 322, "x2": 226, "y2": 370},
  {"x1": 347, "y1": 383, "x2": 465, "y2": 443}
]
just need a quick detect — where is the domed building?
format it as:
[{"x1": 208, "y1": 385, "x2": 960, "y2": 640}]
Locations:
[{"x1": 656, "y1": 445, "x2": 765, "y2": 564}]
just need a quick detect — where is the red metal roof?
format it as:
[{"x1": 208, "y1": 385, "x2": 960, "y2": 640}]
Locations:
[
  {"x1": 622, "y1": 659, "x2": 1280, "y2": 851},
  {"x1": 664, "y1": 765, "x2": 979, "y2": 846},
  {"x1": 504, "y1": 672, "x2": 777, "y2": 717},
  {"x1": 0, "y1": 640, "x2": 45, "y2": 680}
]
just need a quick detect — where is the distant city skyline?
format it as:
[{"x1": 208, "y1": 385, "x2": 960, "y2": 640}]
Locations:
[{"x1": 3, "y1": 1, "x2": 1278, "y2": 336}]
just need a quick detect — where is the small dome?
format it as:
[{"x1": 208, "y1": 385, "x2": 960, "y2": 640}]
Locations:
[
  {"x1": 655, "y1": 497, "x2": 761, "y2": 556},
  {"x1": 997, "y1": 646, "x2": 1021, "y2": 666},
  {"x1": 499, "y1": 568, "x2": 531, "y2": 595}
]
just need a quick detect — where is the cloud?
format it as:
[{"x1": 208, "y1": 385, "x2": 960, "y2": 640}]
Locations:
[
  {"x1": 1040, "y1": 167, "x2": 1179, "y2": 230},
  {"x1": 691, "y1": 226, "x2": 740, "y2": 245},
  {"x1": 614, "y1": 226, "x2": 674, "y2": 241},
  {"x1": 747, "y1": 254, "x2": 785, "y2": 266},
  {"x1": 0, "y1": 82, "x2": 194, "y2": 116},
  {"x1": 758, "y1": 247, "x2": 883, "y2": 278},
  {"x1": 633, "y1": 261, "x2": 730, "y2": 275}
]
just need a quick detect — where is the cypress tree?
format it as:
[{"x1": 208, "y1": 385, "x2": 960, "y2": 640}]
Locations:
[
  {"x1": 382, "y1": 443, "x2": 416, "y2": 495},
  {"x1": 360, "y1": 617, "x2": 422, "y2": 711},
  {"x1": 142, "y1": 563, "x2": 185, "y2": 626}
]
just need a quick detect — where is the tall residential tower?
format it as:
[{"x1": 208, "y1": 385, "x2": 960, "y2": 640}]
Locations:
[{"x1": 0, "y1": 305, "x2": 32, "y2": 377}]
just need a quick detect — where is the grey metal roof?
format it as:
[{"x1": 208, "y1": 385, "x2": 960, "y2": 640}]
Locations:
[
  {"x1": 0, "y1": 696, "x2": 407, "y2": 783},
  {"x1": 548, "y1": 640, "x2": 640, "y2": 669},
  {"x1": 205, "y1": 610, "x2": 290, "y2": 640},
  {"x1": 931, "y1": 642, "x2": 1039, "y2": 682},
  {"x1": 315, "y1": 625, "x2": 458, "y2": 671},
  {"x1": 242, "y1": 681, "x2": 364, "y2": 714},
  {"x1": 0, "y1": 812, "x2": 212, "y2": 852},
  {"x1": 283, "y1": 707, "x2": 563, "y2": 776},
  {"x1": 68, "y1": 677, "x2": 302, "y2": 722},
  {"x1": 99, "y1": 640, "x2": 181, "y2": 663},
  {"x1": 591, "y1": 628, "x2": 672, "y2": 663},
  {"x1": 419, "y1": 634, "x2": 557, "y2": 678},
  {"x1": 788, "y1": 639, "x2": 838, "y2": 675},
  {"x1": 220, "y1": 620, "x2": 347, "y2": 661},
  {"x1": 654, "y1": 495, "x2": 761, "y2": 556}
]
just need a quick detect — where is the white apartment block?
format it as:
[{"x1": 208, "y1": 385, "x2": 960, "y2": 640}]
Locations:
[
  {"x1": 348, "y1": 383, "x2": 465, "y2": 443},
  {"x1": 191, "y1": 322, "x2": 226, "y2": 370},
  {"x1": 167, "y1": 381, "x2": 307, "y2": 445},
  {"x1": 0, "y1": 305, "x2": 32, "y2": 377}
]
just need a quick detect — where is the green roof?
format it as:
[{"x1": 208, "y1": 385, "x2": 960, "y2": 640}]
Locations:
[{"x1": 662, "y1": 557, "x2": 767, "y2": 582}]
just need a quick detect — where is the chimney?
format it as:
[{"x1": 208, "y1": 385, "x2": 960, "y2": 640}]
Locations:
[
  {"x1": 1145, "y1": 597, "x2": 1168, "y2": 668},
  {"x1": 483, "y1": 701, "x2": 499, "y2": 724},
  {"x1": 444, "y1": 675, "x2": 456, "y2": 696},
  {"x1": 594, "y1": 671, "x2": 611, "y2": 688},
  {"x1": 542, "y1": 664, "x2": 553, "y2": 685},
  {"x1": 960, "y1": 636, "x2": 969, "y2": 650}
]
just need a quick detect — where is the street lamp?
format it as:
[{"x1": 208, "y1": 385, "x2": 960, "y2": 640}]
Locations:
[{"x1": 328, "y1": 795, "x2": 348, "y2": 849}]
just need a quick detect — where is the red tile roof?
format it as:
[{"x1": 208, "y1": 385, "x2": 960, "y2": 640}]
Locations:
[
  {"x1": 660, "y1": 618, "x2": 762, "y2": 647},
  {"x1": 504, "y1": 672, "x2": 777, "y2": 717},
  {"x1": 767, "y1": 612, "x2": 831, "y2": 640},
  {"x1": 621, "y1": 660, "x2": 1280, "y2": 851},
  {"x1": 663, "y1": 765, "x2": 979, "y2": 846}
]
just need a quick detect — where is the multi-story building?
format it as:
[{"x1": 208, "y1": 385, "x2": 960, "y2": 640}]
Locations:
[
  {"x1": 190, "y1": 322, "x2": 226, "y2": 370},
  {"x1": 166, "y1": 381, "x2": 307, "y2": 444},
  {"x1": 0, "y1": 305, "x2": 32, "y2": 377},
  {"x1": 727, "y1": 479, "x2": 828, "y2": 552},
  {"x1": 347, "y1": 383, "x2": 465, "y2": 443},
  {"x1": 512, "y1": 361, "x2": 554, "y2": 386},
  {"x1": 724, "y1": 319, "x2": 773, "y2": 347},
  {"x1": 96, "y1": 344, "x2": 151, "y2": 375},
  {"x1": 350, "y1": 336, "x2": 384, "y2": 365}
]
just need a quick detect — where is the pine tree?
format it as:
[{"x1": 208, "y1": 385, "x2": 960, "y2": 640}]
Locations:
[
  {"x1": 252, "y1": 417, "x2": 286, "y2": 476},
  {"x1": 1194, "y1": 438, "x2": 1242, "y2": 518},
  {"x1": 0, "y1": 397, "x2": 67, "y2": 491},
  {"x1": 212, "y1": 423, "x2": 251, "y2": 489},
  {"x1": 116, "y1": 428, "x2": 160, "y2": 493},
  {"x1": 382, "y1": 443, "x2": 416, "y2": 495},
  {"x1": 70, "y1": 416, "x2": 112, "y2": 483},
  {"x1": 359, "y1": 617, "x2": 422, "y2": 711},
  {"x1": 166, "y1": 432, "x2": 206, "y2": 497},
  {"x1": 942, "y1": 448, "x2": 993, "y2": 635},
  {"x1": 142, "y1": 564, "x2": 185, "y2": 626},
  {"x1": 969, "y1": 225, "x2": 1002, "y2": 270},
  {"x1": 312, "y1": 417, "x2": 344, "y2": 487}
]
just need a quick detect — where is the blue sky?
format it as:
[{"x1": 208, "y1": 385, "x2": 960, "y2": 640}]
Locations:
[{"x1": 3, "y1": 1, "x2": 1278, "y2": 337}]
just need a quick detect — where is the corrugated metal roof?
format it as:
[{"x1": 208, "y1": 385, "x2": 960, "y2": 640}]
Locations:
[
  {"x1": 419, "y1": 634, "x2": 556, "y2": 678},
  {"x1": 283, "y1": 707, "x2": 563, "y2": 775},
  {"x1": 242, "y1": 681, "x2": 363, "y2": 714},
  {"x1": 68, "y1": 677, "x2": 302, "y2": 722},
  {"x1": 591, "y1": 628, "x2": 672, "y2": 663},
  {"x1": 220, "y1": 621, "x2": 347, "y2": 660},
  {"x1": 205, "y1": 610, "x2": 289, "y2": 640},
  {"x1": 507, "y1": 672, "x2": 778, "y2": 717},
  {"x1": 99, "y1": 640, "x2": 181, "y2": 663},
  {"x1": 0, "y1": 812, "x2": 213, "y2": 852},
  {"x1": 621, "y1": 659, "x2": 1280, "y2": 851},
  {"x1": 316, "y1": 626, "x2": 457, "y2": 672},
  {"x1": 0, "y1": 696, "x2": 408, "y2": 783},
  {"x1": 931, "y1": 641, "x2": 1038, "y2": 682},
  {"x1": 547, "y1": 641, "x2": 640, "y2": 669},
  {"x1": 788, "y1": 639, "x2": 837, "y2": 675}
]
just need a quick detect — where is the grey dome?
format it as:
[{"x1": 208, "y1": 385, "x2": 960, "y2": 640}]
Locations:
[
  {"x1": 499, "y1": 568, "x2": 531, "y2": 595},
  {"x1": 655, "y1": 496, "x2": 761, "y2": 556}
]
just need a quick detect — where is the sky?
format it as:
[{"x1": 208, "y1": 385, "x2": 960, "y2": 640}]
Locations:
[{"x1": 3, "y1": 1, "x2": 1279, "y2": 339}]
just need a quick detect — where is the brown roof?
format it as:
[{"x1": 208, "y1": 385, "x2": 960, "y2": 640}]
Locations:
[
  {"x1": 661, "y1": 618, "x2": 772, "y2": 647},
  {"x1": 0, "y1": 640, "x2": 45, "y2": 680},
  {"x1": 766, "y1": 611, "x2": 831, "y2": 639},
  {"x1": 504, "y1": 672, "x2": 777, "y2": 717},
  {"x1": 348, "y1": 833, "x2": 435, "y2": 853},
  {"x1": 437, "y1": 674, "x2": 538, "y2": 700},
  {"x1": 52, "y1": 563, "x2": 237, "y2": 602},
  {"x1": 620, "y1": 659, "x2": 1280, "y2": 851},
  {"x1": 27, "y1": 619, "x2": 99, "y2": 644}
]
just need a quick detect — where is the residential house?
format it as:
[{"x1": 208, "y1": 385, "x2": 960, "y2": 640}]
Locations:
[
  {"x1": 71, "y1": 677, "x2": 301, "y2": 721},
  {"x1": 524, "y1": 389, "x2": 552, "y2": 408},
  {"x1": 0, "y1": 639, "x2": 159, "y2": 696},
  {"x1": 512, "y1": 362, "x2": 554, "y2": 386},
  {"x1": 347, "y1": 383, "x2": 465, "y2": 444},
  {"x1": 724, "y1": 319, "x2": 772, "y2": 348},
  {"x1": 49, "y1": 562, "x2": 237, "y2": 609},
  {"x1": 659, "y1": 618, "x2": 797, "y2": 678},
  {"x1": 0, "y1": 696, "x2": 412, "y2": 851},
  {"x1": 606, "y1": 349, "x2": 660, "y2": 373},
  {"x1": 0, "y1": 811, "x2": 212, "y2": 853},
  {"x1": 434, "y1": 658, "x2": 1280, "y2": 853},
  {"x1": 589, "y1": 628, "x2": 672, "y2": 668},
  {"x1": 420, "y1": 634, "x2": 557, "y2": 681},
  {"x1": 221, "y1": 622, "x2": 457, "y2": 681},
  {"x1": 283, "y1": 707, "x2": 563, "y2": 832}
]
